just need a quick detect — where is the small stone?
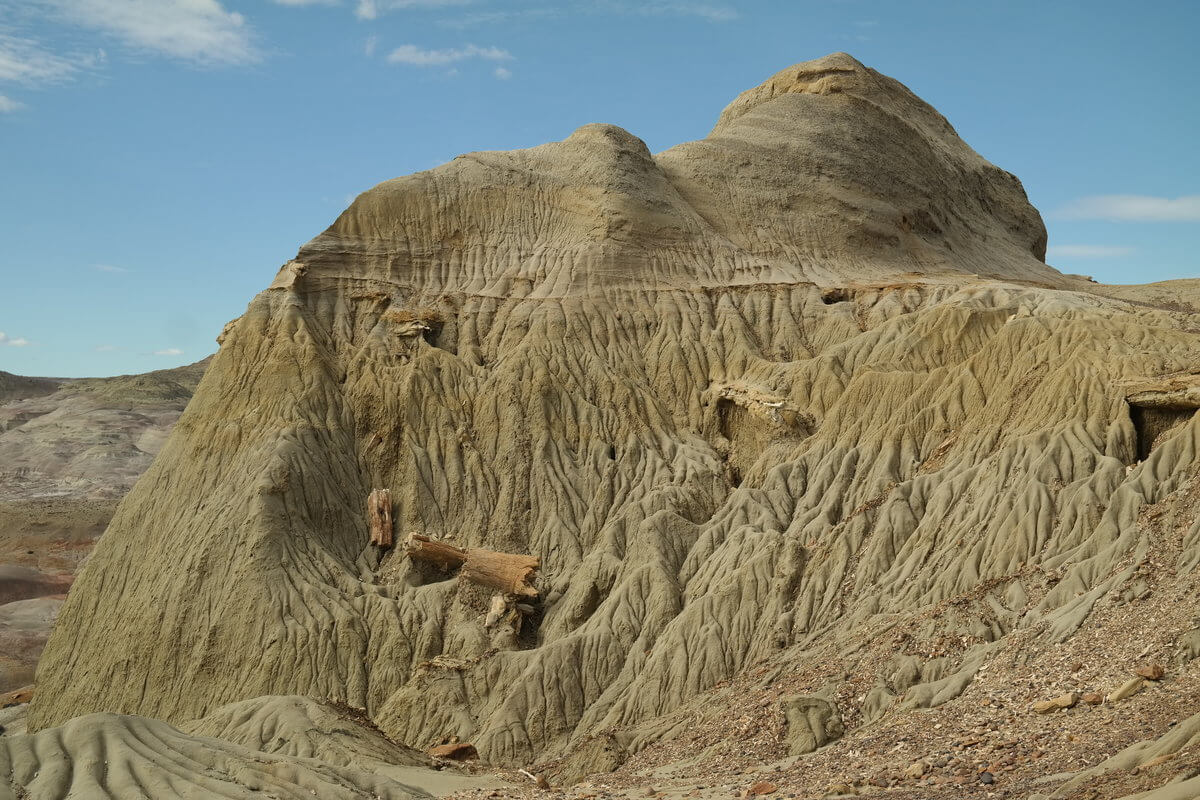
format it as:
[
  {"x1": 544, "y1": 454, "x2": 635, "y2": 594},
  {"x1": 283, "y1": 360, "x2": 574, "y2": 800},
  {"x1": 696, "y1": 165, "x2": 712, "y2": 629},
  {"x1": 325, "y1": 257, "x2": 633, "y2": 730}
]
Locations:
[
  {"x1": 645, "y1": 789, "x2": 657, "y2": 797},
  {"x1": 1108, "y1": 677, "x2": 1145, "y2": 702},
  {"x1": 1032, "y1": 692, "x2": 1078, "y2": 713},
  {"x1": 825, "y1": 784, "x2": 855, "y2": 796},
  {"x1": 0, "y1": 686, "x2": 33, "y2": 709},
  {"x1": 903, "y1": 762, "x2": 927, "y2": 779},
  {"x1": 1134, "y1": 663, "x2": 1165, "y2": 681},
  {"x1": 1081, "y1": 692, "x2": 1104, "y2": 705},
  {"x1": 748, "y1": 781, "x2": 777, "y2": 796},
  {"x1": 979, "y1": 771, "x2": 995, "y2": 785}
]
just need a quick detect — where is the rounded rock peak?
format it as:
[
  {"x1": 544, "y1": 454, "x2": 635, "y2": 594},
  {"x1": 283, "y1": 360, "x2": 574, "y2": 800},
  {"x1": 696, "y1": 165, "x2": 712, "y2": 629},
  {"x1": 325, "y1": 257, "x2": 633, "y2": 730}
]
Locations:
[
  {"x1": 712, "y1": 51, "x2": 914, "y2": 133},
  {"x1": 565, "y1": 123, "x2": 652, "y2": 159}
]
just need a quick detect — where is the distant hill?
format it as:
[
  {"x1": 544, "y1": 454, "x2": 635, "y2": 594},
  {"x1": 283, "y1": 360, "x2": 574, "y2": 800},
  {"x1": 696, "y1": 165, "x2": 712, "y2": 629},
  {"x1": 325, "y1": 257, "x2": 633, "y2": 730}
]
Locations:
[{"x1": 0, "y1": 371, "x2": 60, "y2": 405}]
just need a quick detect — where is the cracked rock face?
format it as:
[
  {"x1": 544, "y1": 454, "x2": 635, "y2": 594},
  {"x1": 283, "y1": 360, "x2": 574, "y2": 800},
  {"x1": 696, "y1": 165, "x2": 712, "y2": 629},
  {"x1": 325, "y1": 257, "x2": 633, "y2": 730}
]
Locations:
[{"x1": 28, "y1": 52, "x2": 1200, "y2": 772}]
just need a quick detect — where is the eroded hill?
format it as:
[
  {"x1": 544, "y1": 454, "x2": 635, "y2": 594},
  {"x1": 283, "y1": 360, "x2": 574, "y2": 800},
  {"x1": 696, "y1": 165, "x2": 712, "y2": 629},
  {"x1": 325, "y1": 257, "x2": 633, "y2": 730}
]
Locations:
[{"x1": 13, "y1": 53, "x2": 1200, "y2": 800}]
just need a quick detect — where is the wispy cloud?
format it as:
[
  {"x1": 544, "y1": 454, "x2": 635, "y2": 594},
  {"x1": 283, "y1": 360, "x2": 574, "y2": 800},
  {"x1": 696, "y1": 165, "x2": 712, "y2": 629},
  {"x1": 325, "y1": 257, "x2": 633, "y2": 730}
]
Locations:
[
  {"x1": 437, "y1": 7, "x2": 562, "y2": 28},
  {"x1": 153, "y1": 347, "x2": 183, "y2": 356},
  {"x1": 273, "y1": 0, "x2": 337, "y2": 5},
  {"x1": 0, "y1": 94, "x2": 22, "y2": 112},
  {"x1": 357, "y1": 0, "x2": 471, "y2": 19},
  {"x1": 493, "y1": 65, "x2": 511, "y2": 79},
  {"x1": 364, "y1": 34, "x2": 377, "y2": 56},
  {"x1": 1057, "y1": 195, "x2": 1200, "y2": 222},
  {"x1": 1046, "y1": 245, "x2": 1135, "y2": 259},
  {"x1": 95, "y1": 343, "x2": 117, "y2": 352},
  {"x1": 0, "y1": 33, "x2": 103, "y2": 85},
  {"x1": 94, "y1": 263, "x2": 128, "y2": 273},
  {"x1": 0, "y1": 332, "x2": 31, "y2": 347},
  {"x1": 386, "y1": 43, "x2": 511, "y2": 66},
  {"x1": 37, "y1": 0, "x2": 261, "y2": 65}
]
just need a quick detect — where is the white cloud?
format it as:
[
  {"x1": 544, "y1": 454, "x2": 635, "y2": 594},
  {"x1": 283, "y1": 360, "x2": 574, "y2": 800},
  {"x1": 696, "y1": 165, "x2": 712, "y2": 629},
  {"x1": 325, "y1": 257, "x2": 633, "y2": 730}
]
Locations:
[
  {"x1": 0, "y1": 332, "x2": 31, "y2": 347},
  {"x1": 493, "y1": 65, "x2": 511, "y2": 79},
  {"x1": 0, "y1": 94, "x2": 23, "y2": 112},
  {"x1": 0, "y1": 33, "x2": 102, "y2": 84},
  {"x1": 273, "y1": 0, "x2": 337, "y2": 4},
  {"x1": 153, "y1": 347, "x2": 183, "y2": 356},
  {"x1": 357, "y1": 0, "x2": 471, "y2": 17},
  {"x1": 364, "y1": 34, "x2": 377, "y2": 56},
  {"x1": 1057, "y1": 195, "x2": 1200, "y2": 222},
  {"x1": 1046, "y1": 245, "x2": 1135, "y2": 259},
  {"x1": 387, "y1": 43, "x2": 511, "y2": 66},
  {"x1": 38, "y1": 0, "x2": 261, "y2": 65},
  {"x1": 438, "y1": 7, "x2": 562, "y2": 28},
  {"x1": 94, "y1": 263, "x2": 128, "y2": 272}
]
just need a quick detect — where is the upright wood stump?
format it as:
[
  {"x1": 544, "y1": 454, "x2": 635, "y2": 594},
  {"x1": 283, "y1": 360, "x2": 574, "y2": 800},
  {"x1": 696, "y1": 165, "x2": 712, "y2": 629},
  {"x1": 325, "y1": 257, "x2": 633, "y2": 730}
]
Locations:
[
  {"x1": 404, "y1": 532, "x2": 539, "y2": 598},
  {"x1": 368, "y1": 488, "x2": 393, "y2": 547}
]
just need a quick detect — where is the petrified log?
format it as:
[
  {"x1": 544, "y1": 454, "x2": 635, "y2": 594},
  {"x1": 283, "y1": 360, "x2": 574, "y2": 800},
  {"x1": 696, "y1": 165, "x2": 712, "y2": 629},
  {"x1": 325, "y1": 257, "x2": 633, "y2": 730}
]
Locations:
[
  {"x1": 404, "y1": 533, "x2": 539, "y2": 598},
  {"x1": 404, "y1": 533, "x2": 468, "y2": 569},
  {"x1": 367, "y1": 489, "x2": 393, "y2": 547}
]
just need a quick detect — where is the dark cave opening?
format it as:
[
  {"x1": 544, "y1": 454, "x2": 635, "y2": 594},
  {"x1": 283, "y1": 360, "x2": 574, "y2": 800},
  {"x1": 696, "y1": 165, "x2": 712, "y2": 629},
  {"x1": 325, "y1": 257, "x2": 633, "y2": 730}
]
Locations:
[
  {"x1": 820, "y1": 287, "x2": 849, "y2": 305},
  {"x1": 1130, "y1": 403, "x2": 1196, "y2": 462}
]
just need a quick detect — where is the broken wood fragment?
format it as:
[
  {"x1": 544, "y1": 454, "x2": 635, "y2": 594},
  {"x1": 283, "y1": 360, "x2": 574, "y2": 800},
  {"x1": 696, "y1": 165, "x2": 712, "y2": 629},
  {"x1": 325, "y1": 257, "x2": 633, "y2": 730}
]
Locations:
[
  {"x1": 405, "y1": 532, "x2": 539, "y2": 598},
  {"x1": 519, "y1": 769, "x2": 550, "y2": 790},
  {"x1": 404, "y1": 532, "x2": 468, "y2": 569},
  {"x1": 484, "y1": 593, "x2": 509, "y2": 628},
  {"x1": 368, "y1": 489, "x2": 393, "y2": 547}
]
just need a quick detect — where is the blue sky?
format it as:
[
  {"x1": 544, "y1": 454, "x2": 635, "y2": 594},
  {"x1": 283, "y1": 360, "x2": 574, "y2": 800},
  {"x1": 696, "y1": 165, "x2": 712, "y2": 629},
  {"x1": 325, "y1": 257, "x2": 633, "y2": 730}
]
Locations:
[{"x1": 1, "y1": 0, "x2": 1197, "y2": 377}]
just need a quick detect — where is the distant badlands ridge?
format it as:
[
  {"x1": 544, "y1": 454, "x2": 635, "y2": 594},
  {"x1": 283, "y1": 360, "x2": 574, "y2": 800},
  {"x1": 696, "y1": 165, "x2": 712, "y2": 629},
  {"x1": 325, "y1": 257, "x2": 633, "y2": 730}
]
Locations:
[
  {"x1": 0, "y1": 359, "x2": 209, "y2": 693},
  {"x1": 5, "y1": 53, "x2": 1200, "y2": 800}
]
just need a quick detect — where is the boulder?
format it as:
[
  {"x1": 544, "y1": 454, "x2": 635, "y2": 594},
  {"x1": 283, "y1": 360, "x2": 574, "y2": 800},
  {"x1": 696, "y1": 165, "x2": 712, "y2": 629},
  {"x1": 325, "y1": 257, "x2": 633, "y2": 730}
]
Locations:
[{"x1": 780, "y1": 695, "x2": 844, "y2": 755}]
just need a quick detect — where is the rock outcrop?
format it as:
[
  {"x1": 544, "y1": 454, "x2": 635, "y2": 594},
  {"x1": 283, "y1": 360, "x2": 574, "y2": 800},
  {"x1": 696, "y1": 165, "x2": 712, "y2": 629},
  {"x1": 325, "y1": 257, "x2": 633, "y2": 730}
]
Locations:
[
  {"x1": 26, "y1": 52, "x2": 1200, "y2": 792},
  {"x1": 0, "y1": 695, "x2": 497, "y2": 799}
]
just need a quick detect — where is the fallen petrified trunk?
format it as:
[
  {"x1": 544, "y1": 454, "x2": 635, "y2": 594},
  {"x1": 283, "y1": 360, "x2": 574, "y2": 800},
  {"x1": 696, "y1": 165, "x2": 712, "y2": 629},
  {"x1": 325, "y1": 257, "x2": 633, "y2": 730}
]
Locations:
[
  {"x1": 367, "y1": 489, "x2": 393, "y2": 547},
  {"x1": 404, "y1": 533, "x2": 539, "y2": 598}
]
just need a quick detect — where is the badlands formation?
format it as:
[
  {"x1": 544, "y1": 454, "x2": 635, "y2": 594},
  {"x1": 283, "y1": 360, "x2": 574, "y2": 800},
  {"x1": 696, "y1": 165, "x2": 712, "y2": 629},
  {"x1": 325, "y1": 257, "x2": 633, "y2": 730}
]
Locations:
[
  {"x1": 7, "y1": 53, "x2": 1200, "y2": 799},
  {"x1": 0, "y1": 359, "x2": 207, "y2": 693}
]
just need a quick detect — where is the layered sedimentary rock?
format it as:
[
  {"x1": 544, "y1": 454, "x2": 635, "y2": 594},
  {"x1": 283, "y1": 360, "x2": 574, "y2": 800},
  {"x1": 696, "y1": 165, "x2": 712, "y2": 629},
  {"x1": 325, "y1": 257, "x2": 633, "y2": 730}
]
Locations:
[{"x1": 29, "y1": 52, "x2": 1200, "y2": 783}]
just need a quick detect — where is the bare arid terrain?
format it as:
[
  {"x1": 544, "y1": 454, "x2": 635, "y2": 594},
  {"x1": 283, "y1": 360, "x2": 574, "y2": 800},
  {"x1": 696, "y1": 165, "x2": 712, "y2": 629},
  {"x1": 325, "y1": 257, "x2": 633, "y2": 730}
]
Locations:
[
  {"x1": 0, "y1": 359, "x2": 208, "y2": 693},
  {"x1": 4, "y1": 53, "x2": 1200, "y2": 800}
]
